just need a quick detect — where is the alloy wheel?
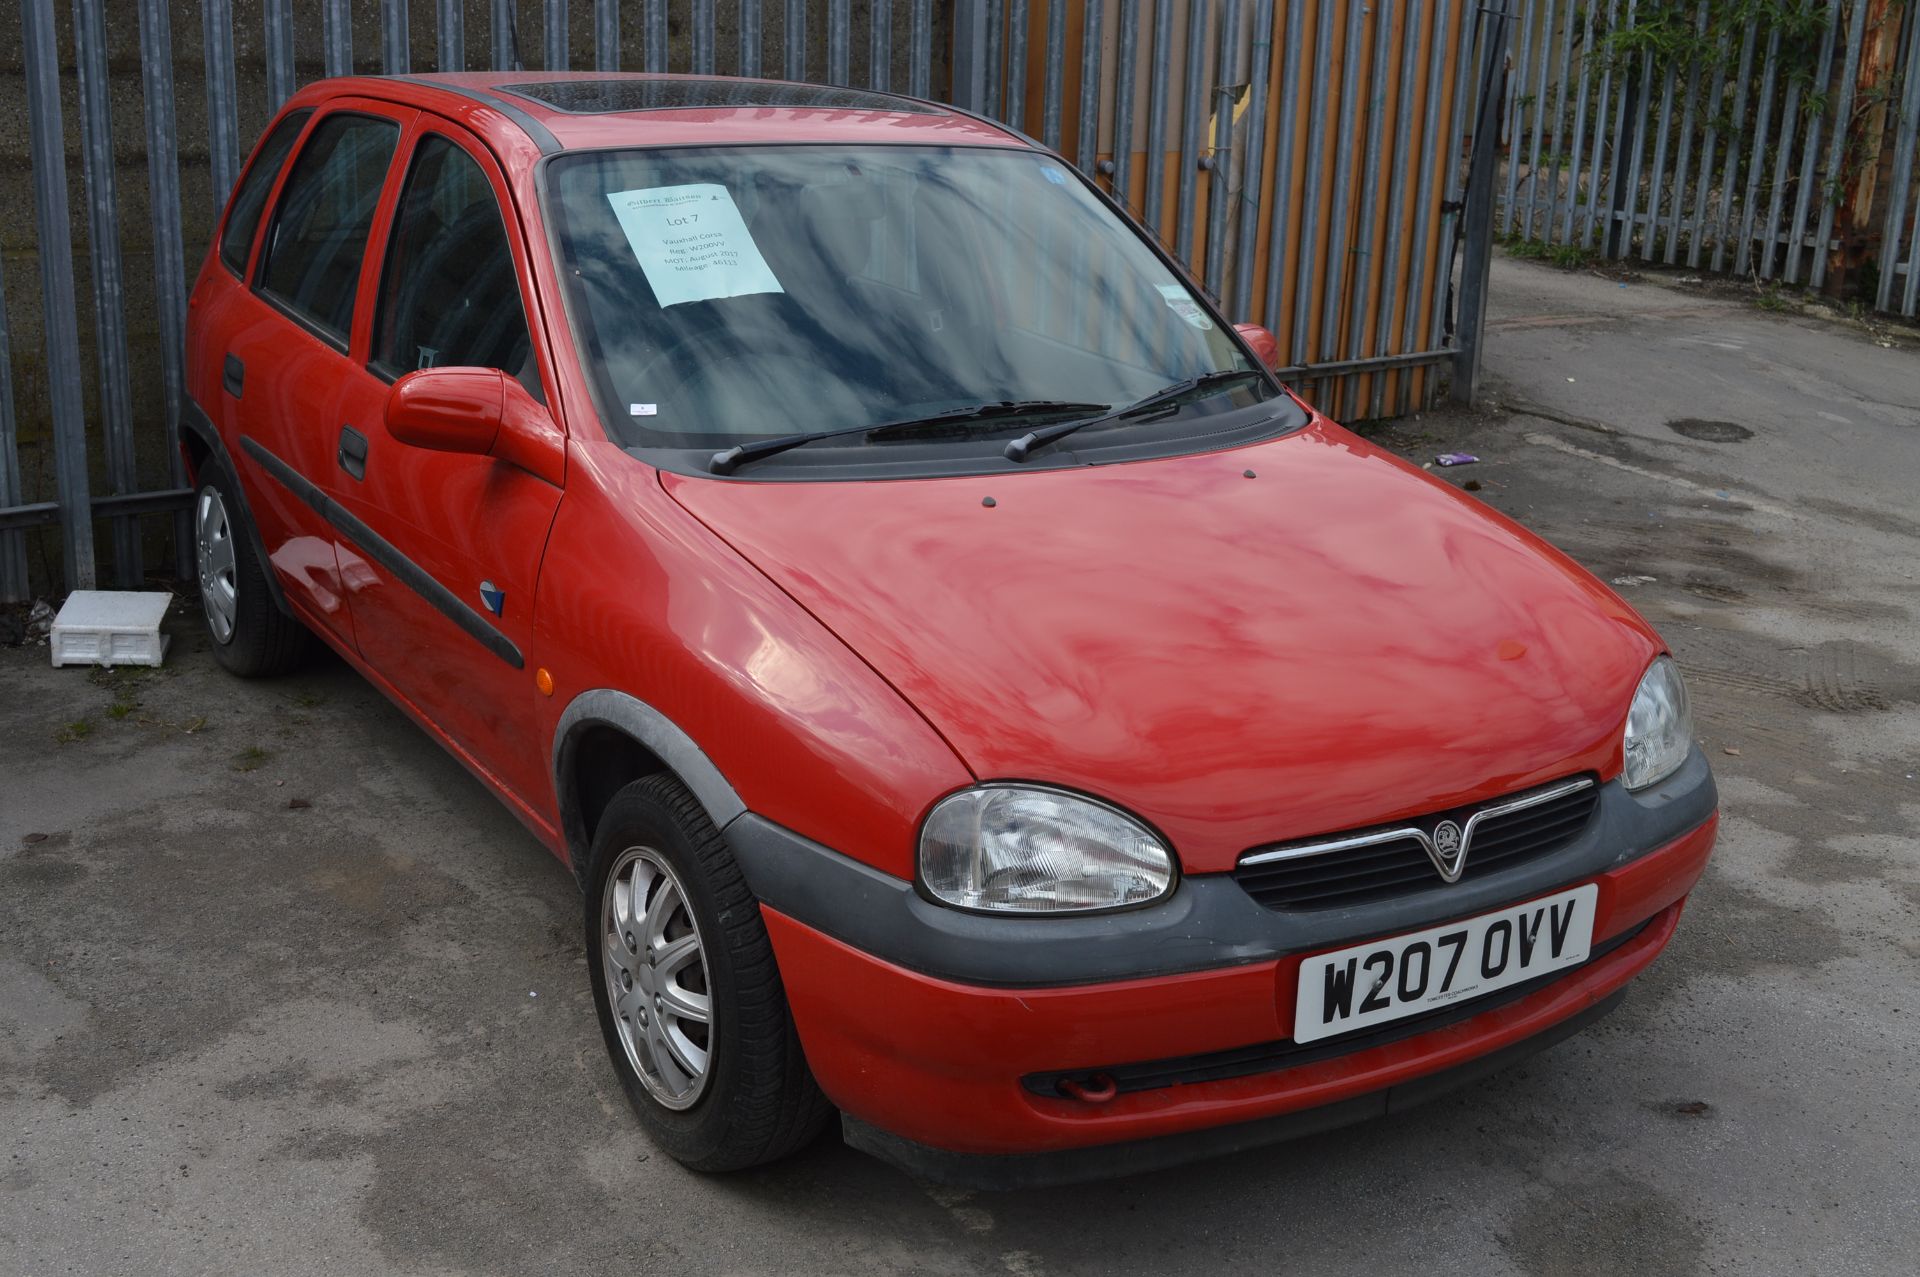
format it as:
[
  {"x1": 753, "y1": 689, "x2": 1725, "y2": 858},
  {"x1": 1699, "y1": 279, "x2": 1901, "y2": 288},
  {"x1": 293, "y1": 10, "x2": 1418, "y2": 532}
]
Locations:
[
  {"x1": 195, "y1": 486, "x2": 239, "y2": 644},
  {"x1": 602, "y1": 846, "x2": 714, "y2": 1110}
]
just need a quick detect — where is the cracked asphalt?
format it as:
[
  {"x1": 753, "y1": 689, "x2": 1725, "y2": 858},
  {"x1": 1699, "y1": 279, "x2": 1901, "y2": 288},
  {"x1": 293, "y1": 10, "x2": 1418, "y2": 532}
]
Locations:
[{"x1": 4, "y1": 254, "x2": 1917, "y2": 1274}]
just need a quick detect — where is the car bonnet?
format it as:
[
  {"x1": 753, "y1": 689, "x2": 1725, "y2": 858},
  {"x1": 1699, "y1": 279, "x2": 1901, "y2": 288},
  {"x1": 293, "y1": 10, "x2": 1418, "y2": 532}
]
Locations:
[{"x1": 661, "y1": 420, "x2": 1661, "y2": 873}]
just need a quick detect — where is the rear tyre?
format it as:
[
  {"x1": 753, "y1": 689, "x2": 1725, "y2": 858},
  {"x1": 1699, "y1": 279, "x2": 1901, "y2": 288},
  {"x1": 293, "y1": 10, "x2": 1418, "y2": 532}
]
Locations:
[
  {"x1": 584, "y1": 773, "x2": 832, "y2": 1171},
  {"x1": 194, "y1": 468, "x2": 309, "y2": 677}
]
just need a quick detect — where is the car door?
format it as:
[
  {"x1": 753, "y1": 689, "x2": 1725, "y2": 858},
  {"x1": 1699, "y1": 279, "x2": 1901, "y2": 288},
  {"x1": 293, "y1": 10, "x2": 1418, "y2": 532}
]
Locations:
[
  {"x1": 207, "y1": 105, "x2": 408, "y2": 645},
  {"x1": 323, "y1": 121, "x2": 566, "y2": 810}
]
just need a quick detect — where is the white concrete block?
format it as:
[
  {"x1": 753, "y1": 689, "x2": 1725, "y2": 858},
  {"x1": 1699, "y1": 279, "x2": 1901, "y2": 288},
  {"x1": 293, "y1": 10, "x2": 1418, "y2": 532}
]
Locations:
[{"x1": 49, "y1": 590, "x2": 173, "y2": 668}]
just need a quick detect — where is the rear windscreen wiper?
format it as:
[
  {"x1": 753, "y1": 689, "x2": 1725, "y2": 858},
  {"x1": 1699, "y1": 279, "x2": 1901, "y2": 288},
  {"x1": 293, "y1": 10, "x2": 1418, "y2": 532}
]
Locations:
[
  {"x1": 708, "y1": 400, "x2": 1111, "y2": 475},
  {"x1": 1003, "y1": 368, "x2": 1269, "y2": 462}
]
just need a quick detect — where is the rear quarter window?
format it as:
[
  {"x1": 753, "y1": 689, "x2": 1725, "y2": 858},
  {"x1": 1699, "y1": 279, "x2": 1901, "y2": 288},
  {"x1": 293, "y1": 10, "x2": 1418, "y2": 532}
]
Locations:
[
  {"x1": 257, "y1": 112, "x2": 401, "y2": 343},
  {"x1": 218, "y1": 110, "x2": 310, "y2": 277}
]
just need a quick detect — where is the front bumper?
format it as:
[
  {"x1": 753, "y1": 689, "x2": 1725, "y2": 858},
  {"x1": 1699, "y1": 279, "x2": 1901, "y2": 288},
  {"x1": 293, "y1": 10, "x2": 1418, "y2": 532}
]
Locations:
[
  {"x1": 727, "y1": 752, "x2": 1718, "y2": 1183},
  {"x1": 840, "y1": 988, "x2": 1629, "y2": 1190}
]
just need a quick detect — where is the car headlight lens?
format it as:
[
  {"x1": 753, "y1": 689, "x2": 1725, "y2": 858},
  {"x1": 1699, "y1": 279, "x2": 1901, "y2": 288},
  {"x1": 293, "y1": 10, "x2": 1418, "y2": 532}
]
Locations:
[
  {"x1": 1622, "y1": 655, "x2": 1693, "y2": 790},
  {"x1": 918, "y1": 786, "x2": 1176, "y2": 914}
]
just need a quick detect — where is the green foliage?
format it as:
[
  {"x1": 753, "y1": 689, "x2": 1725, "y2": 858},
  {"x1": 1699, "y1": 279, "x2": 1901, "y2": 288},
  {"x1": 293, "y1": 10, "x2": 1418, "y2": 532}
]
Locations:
[
  {"x1": 232, "y1": 744, "x2": 273, "y2": 772},
  {"x1": 1571, "y1": 0, "x2": 1889, "y2": 248},
  {"x1": 1592, "y1": 0, "x2": 1827, "y2": 76},
  {"x1": 1503, "y1": 234, "x2": 1601, "y2": 270}
]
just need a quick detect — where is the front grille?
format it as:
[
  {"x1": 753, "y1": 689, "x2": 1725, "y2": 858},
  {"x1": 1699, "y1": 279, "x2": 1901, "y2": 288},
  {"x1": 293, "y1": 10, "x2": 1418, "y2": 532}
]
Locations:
[{"x1": 1233, "y1": 778, "x2": 1601, "y2": 911}]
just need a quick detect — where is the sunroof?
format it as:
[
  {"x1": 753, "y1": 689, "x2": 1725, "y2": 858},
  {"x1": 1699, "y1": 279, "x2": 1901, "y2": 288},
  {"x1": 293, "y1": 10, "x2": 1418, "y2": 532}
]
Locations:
[{"x1": 501, "y1": 78, "x2": 940, "y2": 115}]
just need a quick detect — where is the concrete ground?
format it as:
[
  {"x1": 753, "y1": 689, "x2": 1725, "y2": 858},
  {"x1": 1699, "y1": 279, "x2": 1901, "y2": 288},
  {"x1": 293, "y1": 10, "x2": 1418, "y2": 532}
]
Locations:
[{"x1": 4, "y1": 254, "x2": 1917, "y2": 1275}]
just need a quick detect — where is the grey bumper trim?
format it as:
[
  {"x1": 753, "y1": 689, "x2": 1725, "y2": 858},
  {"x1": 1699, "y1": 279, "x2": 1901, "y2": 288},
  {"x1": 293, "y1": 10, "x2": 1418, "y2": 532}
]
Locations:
[{"x1": 724, "y1": 748, "x2": 1716, "y2": 988}]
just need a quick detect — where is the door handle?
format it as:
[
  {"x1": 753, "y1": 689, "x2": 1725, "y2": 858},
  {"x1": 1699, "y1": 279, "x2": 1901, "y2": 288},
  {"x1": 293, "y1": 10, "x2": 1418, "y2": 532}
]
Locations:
[
  {"x1": 222, "y1": 354, "x2": 244, "y2": 398},
  {"x1": 337, "y1": 425, "x2": 368, "y2": 481}
]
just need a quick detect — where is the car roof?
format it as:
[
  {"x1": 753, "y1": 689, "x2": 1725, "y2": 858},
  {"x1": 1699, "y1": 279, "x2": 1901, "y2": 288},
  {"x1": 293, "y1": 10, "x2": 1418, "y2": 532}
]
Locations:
[{"x1": 293, "y1": 71, "x2": 1032, "y2": 164}]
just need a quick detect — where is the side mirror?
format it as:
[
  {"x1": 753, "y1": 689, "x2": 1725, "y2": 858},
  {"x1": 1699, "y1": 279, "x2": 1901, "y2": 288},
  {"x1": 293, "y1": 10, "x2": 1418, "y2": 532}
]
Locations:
[
  {"x1": 386, "y1": 366, "x2": 505, "y2": 455},
  {"x1": 385, "y1": 366, "x2": 564, "y2": 486},
  {"x1": 1234, "y1": 323, "x2": 1281, "y2": 371}
]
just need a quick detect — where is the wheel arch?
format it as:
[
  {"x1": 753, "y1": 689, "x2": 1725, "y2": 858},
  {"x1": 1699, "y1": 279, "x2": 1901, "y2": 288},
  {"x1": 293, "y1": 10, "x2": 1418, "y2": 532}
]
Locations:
[
  {"x1": 181, "y1": 392, "x2": 292, "y2": 617},
  {"x1": 553, "y1": 688, "x2": 747, "y2": 888}
]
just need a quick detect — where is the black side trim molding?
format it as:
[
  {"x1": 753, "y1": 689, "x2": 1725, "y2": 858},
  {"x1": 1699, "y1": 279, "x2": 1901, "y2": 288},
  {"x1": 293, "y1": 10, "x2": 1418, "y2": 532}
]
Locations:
[
  {"x1": 239, "y1": 434, "x2": 524, "y2": 668},
  {"x1": 182, "y1": 395, "x2": 289, "y2": 616},
  {"x1": 393, "y1": 76, "x2": 563, "y2": 154},
  {"x1": 842, "y1": 989, "x2": 1627, "y2": 1190}
]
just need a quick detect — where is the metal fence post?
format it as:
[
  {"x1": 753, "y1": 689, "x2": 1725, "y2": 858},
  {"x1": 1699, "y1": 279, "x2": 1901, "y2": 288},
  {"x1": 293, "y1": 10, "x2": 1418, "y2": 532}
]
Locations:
[
  {"x1": 597, "y1": 0, "x2": 621, "y2": 70},
  {"x1": 785, "y1": 0, "x2": 806, "y2": 79},
  {"x1": 202, "y1": 0, "x2": 240, "y2": 213},
  {"x1": 741, "y1": 0, "x2": 762, "y2": 77},
  {"x1": 139, "y1": 0, "x2": 194, "y2": 584},
  {"x1": 440, "y1": 0, "x2": 467, "y2": 70},
  {"x1": 545, "y1": 0, "x2": 570, "y2": 69},
  {"x1": 493, "y1": 0, "x2": 520, "y2": 70},
  {"x1": 1451, "y1": 0, "x2": 1514, "y2": 407},
  {"x1": 384, "y1": 0, "x2": 413, "y2": 73},
  {"x1": 1604, "y1": 66, "x2": 1640, "y2": 258},
  {"x1": 909, "y1": 0, "x2": 931, "y2": 97},
  {"x1": 950, "y1": 0, "x2": 989, "y2": 113},
  {"x1": 21, "y1": 0, "x2": 96, "y2": 591},
  {"x1": 264, "y1": 0, "x2": 296, "y2": 107},
  {"x1": 0, "y1": 259, "x2": 25, "y2": 604},
  {"x1": 323, "y1": 0, "x2": 352, "y2": 76},
  {"x1": 75, "y1": 0, "x2": 141, "y2": 587}
]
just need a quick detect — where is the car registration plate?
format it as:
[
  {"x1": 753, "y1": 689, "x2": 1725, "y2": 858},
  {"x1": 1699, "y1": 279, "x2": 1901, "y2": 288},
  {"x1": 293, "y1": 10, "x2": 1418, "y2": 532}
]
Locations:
[{"x1": 1292, "y1": 884, "x2": 1599, "y2": 1044}]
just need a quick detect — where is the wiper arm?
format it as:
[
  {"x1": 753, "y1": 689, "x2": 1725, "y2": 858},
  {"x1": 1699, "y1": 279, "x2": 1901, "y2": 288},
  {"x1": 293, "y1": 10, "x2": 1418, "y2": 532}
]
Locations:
[
  {"x1": 1003, "y1": 369, "x2": 1269, "y2": 462},
  {"x1": 709, "y1": 400, "x2": 1111, "y2": 474},
  {"x1": 868, "y1": 400, "x2": 1110, "y2": 440}
]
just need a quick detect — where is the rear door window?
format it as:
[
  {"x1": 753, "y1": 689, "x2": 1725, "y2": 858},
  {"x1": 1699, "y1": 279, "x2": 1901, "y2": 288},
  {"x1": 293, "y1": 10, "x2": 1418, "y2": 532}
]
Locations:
[
  {"x1": 257, "y1": 112, "x2": 401, "y2": 344},
  {"x1": 371, "y1": 133, "x2": 541, "y2": 399},
  {"x1": 219, "y1": 109, "x2": 310, "y2": 277}
]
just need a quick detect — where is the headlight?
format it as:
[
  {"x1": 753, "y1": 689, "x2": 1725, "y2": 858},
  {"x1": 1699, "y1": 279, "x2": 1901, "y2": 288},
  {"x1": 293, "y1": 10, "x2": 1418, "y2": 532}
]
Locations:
[
  {"x1": 918, "y1": 785, "x2": 1176, "y2": 915},
  {"x1": 1622, "y1": 655, "x2": 1693, "y2": 790}
]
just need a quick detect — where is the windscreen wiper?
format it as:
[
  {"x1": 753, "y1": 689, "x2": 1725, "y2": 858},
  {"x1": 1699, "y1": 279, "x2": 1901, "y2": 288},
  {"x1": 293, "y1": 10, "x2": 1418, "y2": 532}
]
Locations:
[
  {"x1": 1002, "y1": 369, "x2": 1270, "y2": 462},
  {"x1": 708, "y1": 400, "x2": 1110, "y2": 474}
]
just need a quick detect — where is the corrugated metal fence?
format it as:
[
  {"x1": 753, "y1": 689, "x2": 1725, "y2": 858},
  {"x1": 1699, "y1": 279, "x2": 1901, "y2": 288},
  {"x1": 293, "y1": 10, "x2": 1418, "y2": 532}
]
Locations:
[
  {"x1": 1496, "y1": 0, "x2": 1920, "y2": 315},
  {"x1": 1, "y1": 0, "x2": 1503, "y2": 602},
  {"x1": 953, "y1": 0, "x2": 1485, "y2": 420}
]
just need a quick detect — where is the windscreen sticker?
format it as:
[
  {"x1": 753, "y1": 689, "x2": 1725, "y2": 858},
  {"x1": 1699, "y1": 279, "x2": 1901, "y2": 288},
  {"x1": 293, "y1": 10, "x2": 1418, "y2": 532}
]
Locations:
[
  {"x1": 606, "y1": 183, "x2": 784, "y2": 308},
  {"x1": 629, "y1": 403, "x2": 657, "y2": 416},
  {"x1": 1155, "y1": 282, "x2": 1215, "y2": 330}
]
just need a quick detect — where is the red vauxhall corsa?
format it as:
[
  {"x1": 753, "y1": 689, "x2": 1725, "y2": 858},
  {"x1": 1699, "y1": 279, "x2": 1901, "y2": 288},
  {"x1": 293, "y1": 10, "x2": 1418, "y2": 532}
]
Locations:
[{"x1": 183, "y1": 72, "x2": 1717, "y2": 1187}]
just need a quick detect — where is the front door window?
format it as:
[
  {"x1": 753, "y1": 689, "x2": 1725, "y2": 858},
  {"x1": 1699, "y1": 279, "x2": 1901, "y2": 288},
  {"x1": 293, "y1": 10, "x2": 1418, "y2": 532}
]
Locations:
[{"x1": 372, "y1": 134, "x2": 540, "y2": 399}]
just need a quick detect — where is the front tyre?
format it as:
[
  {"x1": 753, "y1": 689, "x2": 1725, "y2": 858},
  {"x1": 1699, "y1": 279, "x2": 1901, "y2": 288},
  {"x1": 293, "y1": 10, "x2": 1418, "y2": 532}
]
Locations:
[
  {"x1": 194, "y1": 469, "x2": 309, "y2": 677},
  {"x1": 585, "y1": 773, "x2": 831, "y2": 1171}
]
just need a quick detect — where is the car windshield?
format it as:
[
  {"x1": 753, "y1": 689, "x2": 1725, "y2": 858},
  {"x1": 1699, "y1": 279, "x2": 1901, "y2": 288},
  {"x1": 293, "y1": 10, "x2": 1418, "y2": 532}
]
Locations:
[{"x1": 544, "y1": 144, "x2": 1275, "y2": 456}]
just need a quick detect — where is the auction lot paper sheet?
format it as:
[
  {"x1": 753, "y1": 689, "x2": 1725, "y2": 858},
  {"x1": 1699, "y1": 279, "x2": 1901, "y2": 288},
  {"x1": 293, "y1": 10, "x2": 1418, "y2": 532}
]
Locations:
[{"x1": 607, "y1": 184, "x2": 785, "y2": 308}]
